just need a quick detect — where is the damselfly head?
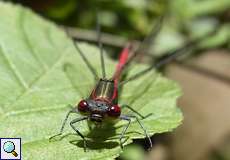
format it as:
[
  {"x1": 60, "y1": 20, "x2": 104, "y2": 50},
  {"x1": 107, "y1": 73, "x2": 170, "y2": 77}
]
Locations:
[{"x1": 77, "y1": 99, "x2": 121, "y2": 122}]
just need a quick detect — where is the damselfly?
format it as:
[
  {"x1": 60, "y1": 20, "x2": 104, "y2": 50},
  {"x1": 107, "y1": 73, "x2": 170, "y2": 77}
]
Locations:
[{"x1": 50, "y1": 16, "x2": 214, "y2": 151}]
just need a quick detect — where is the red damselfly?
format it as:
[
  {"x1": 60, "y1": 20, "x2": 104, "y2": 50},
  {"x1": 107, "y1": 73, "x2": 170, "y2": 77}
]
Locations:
[{"x1": 50, "y1": 15, "x2": 214, "y2": 151}]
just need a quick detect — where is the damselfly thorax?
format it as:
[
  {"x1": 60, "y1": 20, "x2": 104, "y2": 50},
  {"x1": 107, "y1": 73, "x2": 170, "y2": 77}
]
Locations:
[{"x1": 90, "y1": 79, "x2": 118, "y2": 104}]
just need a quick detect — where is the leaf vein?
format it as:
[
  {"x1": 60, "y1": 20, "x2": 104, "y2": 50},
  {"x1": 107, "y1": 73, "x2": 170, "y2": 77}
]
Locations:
[
  {"x1": 19, "y1": 9, "x2": 49, "y2": 72},
  {"x1": 0, "y1": 45, "x2": 29, "y2": 89},
  {"x1": 5, "y1": 104, "x2": 68, "y2": 117},
  {"x1": 7, "y1": 39, "x2": 71, "y2": 110}
]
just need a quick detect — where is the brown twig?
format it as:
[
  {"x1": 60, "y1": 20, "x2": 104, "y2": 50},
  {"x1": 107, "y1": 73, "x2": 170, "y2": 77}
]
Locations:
[{"x1": 61, "y1": 26, "x2": 140, "y2": 48}]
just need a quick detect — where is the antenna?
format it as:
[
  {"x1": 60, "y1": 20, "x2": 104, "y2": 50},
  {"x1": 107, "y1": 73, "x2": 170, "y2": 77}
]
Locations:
[
  {"x1": 96, "y1": 12, "x2": 106, "y2": 78},
  {"x1": 65, "y1": 28, "x2": 99, "y2": 80}
]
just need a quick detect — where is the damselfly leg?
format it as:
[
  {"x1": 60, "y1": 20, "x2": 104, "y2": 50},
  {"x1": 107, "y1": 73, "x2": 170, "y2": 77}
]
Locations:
[
  {"x1": 70, "y1": 116, "x2": 88, "y2": 151},
  {"x1": 121, "y1": 104, "x2": 152, "y2": 119},
  {"x1": 49, "y1": 105, "x2": 78, "y2": 141},
  {"x1": 49, "y1": 105, "x2": 89, "y2": 151},
  {"x1": 119, "y1": 114, "x2": 152, "y2": 149}
]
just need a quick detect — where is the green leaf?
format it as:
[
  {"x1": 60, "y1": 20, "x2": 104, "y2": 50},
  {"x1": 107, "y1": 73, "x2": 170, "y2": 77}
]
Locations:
[
  {"x1": 119, "y1": 144, "x2": 145, "y2": 160},
  {"x1": 0, "y1": 2, "x2": 183, "y2": 160}
]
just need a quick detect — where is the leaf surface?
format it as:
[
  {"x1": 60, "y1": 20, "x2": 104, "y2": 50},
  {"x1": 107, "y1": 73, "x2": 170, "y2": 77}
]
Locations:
[{"x1": 0, "y1": 2, "x2": 183, "y2": 160}]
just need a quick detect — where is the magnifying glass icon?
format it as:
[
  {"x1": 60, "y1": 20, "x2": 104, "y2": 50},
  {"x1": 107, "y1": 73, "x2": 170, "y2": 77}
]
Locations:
[{"x1": 3, "y1": 141, "x2": 18, "y2": 157}]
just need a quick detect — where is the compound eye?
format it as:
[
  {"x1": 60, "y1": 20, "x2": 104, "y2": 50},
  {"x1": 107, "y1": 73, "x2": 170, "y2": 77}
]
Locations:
[
  {"x1": 77, "y1": 100, "x2": 88, "y2": 112},
  {"x1": 108, "y1": 105, "x2": 121, "y2": 117}
]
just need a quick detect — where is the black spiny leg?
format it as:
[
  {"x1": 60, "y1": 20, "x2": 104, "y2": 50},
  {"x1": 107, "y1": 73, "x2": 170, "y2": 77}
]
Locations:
[
  {"x1": 119, "y1": 115, "x2": 131, "y2": 149},
  {"x1": 130, "y1": 115, "x2": 153, "y2": 149},
  {"x1": 121, "y1": 104, "x2": 152, "y2": 119},
  {"x1": 70, "y1": 116, "x2": 88, "y2": 151},
  {"x1": 119, "y1": 114, "x2": 152, "y2": 149},
  {"x1": 49, "y1": 105, "x2": 77, "y2": 141}
]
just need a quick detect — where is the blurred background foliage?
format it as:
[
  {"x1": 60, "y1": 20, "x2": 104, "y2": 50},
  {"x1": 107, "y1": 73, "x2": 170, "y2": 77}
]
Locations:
[
  {"x1": 11, "y1": 0, "x2": 230, "y2": 55},
  {"x1": 5, "y1": 0, "x2": 230, "y2": 160}
]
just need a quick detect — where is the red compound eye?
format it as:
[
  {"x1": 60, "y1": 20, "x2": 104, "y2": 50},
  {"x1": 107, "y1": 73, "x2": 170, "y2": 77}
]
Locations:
[
  {"x1": 108, "y1": 105, "x2": 121, "y2": 117},
  {"x1": 78, "y1": 100, "x2": 88, "y2": 112}
]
